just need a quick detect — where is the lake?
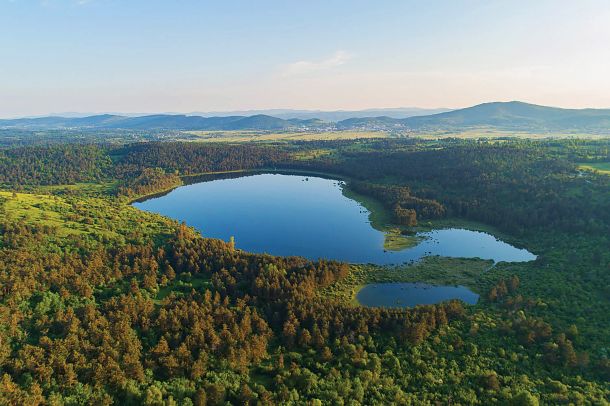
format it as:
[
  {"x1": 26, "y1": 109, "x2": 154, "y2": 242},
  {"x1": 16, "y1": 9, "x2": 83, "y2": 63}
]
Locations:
[
  {"x1": 357, "y1": 282, "x2": 479, "y2": 308},
  {"x1": 133, "y1": 173, "x2": 536, "y2": 265}
]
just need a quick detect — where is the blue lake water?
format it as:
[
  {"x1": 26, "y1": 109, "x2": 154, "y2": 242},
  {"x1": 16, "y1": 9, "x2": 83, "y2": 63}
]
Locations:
[
  {"x1": 357, "y1": 282, "x2": 480, "y2": 308},
  {"x1": 133, "y1": 173, "x2": 536, "y2": 265}
]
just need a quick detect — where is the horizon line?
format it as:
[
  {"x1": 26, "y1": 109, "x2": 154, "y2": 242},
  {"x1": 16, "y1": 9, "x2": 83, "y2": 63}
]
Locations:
[{"x1": 4, "y1": 100, "x2": 610, "y2": 120}]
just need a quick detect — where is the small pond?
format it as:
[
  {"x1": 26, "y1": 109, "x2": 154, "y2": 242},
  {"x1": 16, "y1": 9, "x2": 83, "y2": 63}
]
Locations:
[
  {"x1": 134, "y1": 173, "x2": 535, "y2": 265},
  {"x1": 357, "y1": 282, "x2": 479, "y2": 308}
]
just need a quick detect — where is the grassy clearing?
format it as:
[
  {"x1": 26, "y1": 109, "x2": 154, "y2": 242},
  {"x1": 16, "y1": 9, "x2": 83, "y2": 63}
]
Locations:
[
  {"x1": 0, "y1": 191, "x2": 74, "y2": 234},
  {"x1": 383, "y1": 228, "x2": 419, "y2": 251},
  {"x1": 29, "y1": 181, "x2": 120, "y2": 197},
  {"x1": 0, "y1": 190, "x2": 174, "y2": 244},
  {"x1": 321, "y1": 256, "x2": 493, "y2": 306},
  {"x1": 578, "y1": 162, "x2": 610, "y2": 175},
  {"x1": 183, "y1": 128, "x2": 610, "y2": 142},
  {"x1": 291, "y1": 148, "x2": 334, "y2": 160},
  {"x1": 184, "y1": 130, "x2": 388, "y2": 142}
]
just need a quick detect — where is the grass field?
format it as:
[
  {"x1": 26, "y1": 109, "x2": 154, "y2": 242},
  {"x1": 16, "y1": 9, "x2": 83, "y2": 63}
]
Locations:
[
  {"x1": 292, "y1": 148, "x2": 334, "y2": 160},
  {"x1": 578, "y1": 162, "x2": 610, "y2": 175},
  {"x1": 0, "y1": 190, "x2": 174, "y2": 243},
  {"x1": 182, "y1": 128, "x2": 610, "y2": 143},
  {"x1": 30, "y1": 181, "x2": 119, "y2": 197},
  {"x1": 184, "y1": 130, "x2": 388, "y2": 142}
]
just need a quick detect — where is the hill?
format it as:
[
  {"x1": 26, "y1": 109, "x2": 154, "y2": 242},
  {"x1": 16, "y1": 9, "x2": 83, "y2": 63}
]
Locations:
[
  {"x1": 190, "y1": 107, "x2": 452, "y2": 120},
  {"x1": 3, "y1": 102, "x2": 610, "y2": 133},
  {"x1": 0, "y1": 114, "x2": 125, "y2": 129},
  {"x1": 0, "y1": 114, "x2": 325, "y2": 131},
  {"x1": 401, "y1": 101, "x2": 610, "y2": 131},
  {"x1": 333, "y1": 102, "x2": 610, "y2": 132}
]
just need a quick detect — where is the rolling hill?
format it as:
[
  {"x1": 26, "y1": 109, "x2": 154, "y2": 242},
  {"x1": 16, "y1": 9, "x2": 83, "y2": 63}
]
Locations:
[
  {"x1": 334, "y1": 102, "x2": 610, "y2": 131},
  {"x1": 188, "y1": 107, "x2": 452, "y2": 120},
  {"x1": 401, "y1": 101, "x2": 610, "y2": 130},
  {"x1": 0, "y1": 114, "x2": 325, "y2": 131},
  {"x1": 2, "y1": 101, "x2": 610, "y2": 132}
]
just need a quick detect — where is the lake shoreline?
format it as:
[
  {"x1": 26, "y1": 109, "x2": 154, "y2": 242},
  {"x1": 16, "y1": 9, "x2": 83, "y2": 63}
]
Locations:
[
  {"x1": 129, "y1": 167, "x2": 349, "y2": 204},
  {"x1": 131, "y1": 167, "x2": 421, "y2": 251},
  {"x1": 133, "y1": 172, "x2": 536, "y2": 266}
]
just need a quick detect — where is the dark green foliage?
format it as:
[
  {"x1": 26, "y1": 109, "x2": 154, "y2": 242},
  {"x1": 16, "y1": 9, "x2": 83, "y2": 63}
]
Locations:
[
  {"x1": 0, "y1": 220, "x2": 462, "y2": 404},
  {"x1": 0, "y1": 138, "x2": 608, "y2": 404},
  {"x1": 0, "y1": 144, "x2": 111, "y2": 186},
  {"x1": 349, "y1": 181, "x2": 445, "y2": 222},
  {"x1": 112, "y1": 141, "x2": 289, "y2": 178},
  {"x1": 118, "y1": 167, "x2": 181, "y2": 198},
  {"x1": 299, "y1": 141, "x2": 610, "y2": 235}
]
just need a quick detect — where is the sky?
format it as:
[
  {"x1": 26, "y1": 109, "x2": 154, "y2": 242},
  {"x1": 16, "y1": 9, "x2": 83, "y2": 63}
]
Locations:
[{"x1": 2, "y1": 0, "x2": 610, "y2": 117}]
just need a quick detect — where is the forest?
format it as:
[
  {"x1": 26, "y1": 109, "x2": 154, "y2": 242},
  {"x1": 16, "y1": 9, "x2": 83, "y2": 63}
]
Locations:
[{"x1": 0, "y1": 138, "x2": 609, "y2": 404}]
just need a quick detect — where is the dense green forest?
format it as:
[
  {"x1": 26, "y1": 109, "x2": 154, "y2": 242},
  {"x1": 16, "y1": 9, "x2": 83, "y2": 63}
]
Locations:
[{"x1": 0, "y1": 138, "x2": 609, "y2": 404}]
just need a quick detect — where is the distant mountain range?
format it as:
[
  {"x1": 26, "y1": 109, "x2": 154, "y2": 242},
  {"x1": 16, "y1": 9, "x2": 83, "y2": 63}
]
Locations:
[
  {"x1": 2, "y1": 102, "x2": 610, "y2": 132},
  {"x1": 0, "y1": 114, "x2": 324, "y2": 131},
  {"x1": 188, "y1": 107, "x2": 452, "y2": 121},
  {"x1": 7, "y1": 107, "x2": 450, "y2": 122}
]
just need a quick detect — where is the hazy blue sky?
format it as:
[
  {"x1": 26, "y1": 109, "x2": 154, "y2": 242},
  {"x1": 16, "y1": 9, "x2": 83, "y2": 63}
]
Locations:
[{"x1": 2, "y1": 0, "x2": 610, "y2": 116}]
